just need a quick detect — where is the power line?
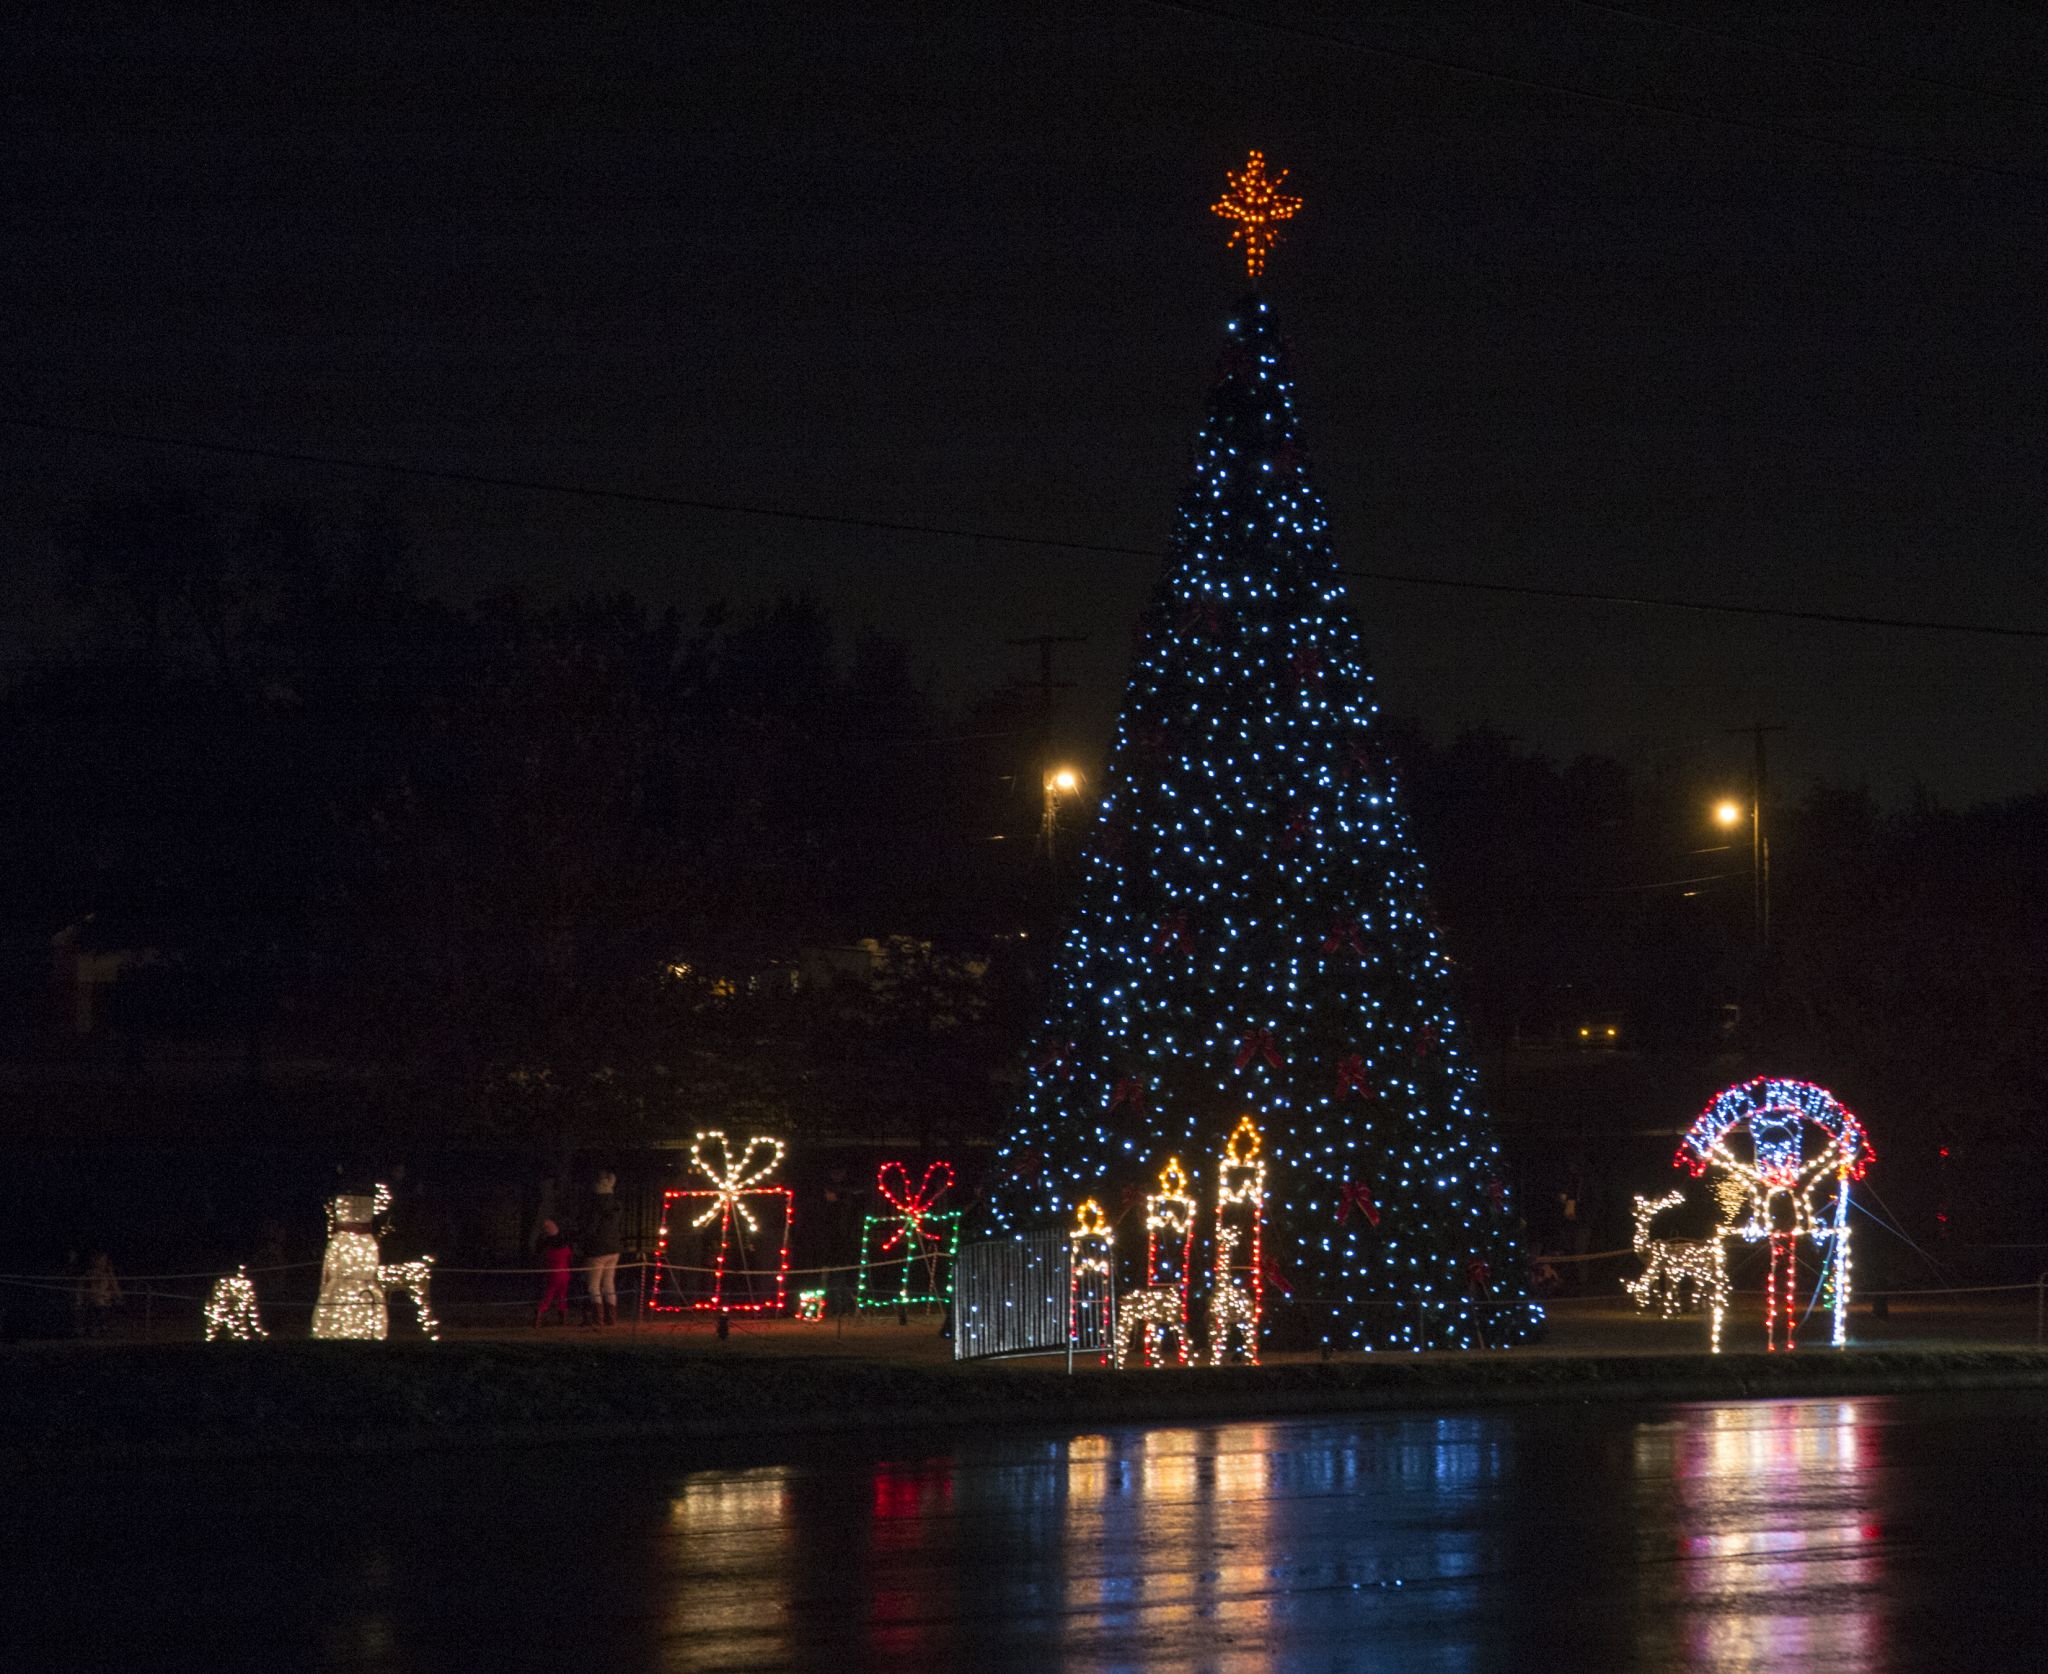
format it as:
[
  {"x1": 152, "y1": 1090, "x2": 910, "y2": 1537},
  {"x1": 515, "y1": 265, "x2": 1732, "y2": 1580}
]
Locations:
[
  {"x1": 9, "y1": 414, "x2": 2046, "y2": 639},
  {"x1": 1350, "y1": 568, "x2": 2047, "y2": 640},
  {"x1": 1564, "y1": 0, "x2": 2048, "y2": 118},
  {"x1": 1136, "y1": 0, "x2": 2048, "y2": 191}
]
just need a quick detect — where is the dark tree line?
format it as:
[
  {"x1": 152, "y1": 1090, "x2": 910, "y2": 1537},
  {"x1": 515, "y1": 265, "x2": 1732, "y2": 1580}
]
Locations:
[
  {"x1": 3, "y1": 486, "x2": 2040, "y2": 1246},
  {"x1": 3, "y1": 488, "x2": 1010, "y2": 1169},
  {"x1": 1390, "y1": 722, "x2": 2048, "y2": 1248}
]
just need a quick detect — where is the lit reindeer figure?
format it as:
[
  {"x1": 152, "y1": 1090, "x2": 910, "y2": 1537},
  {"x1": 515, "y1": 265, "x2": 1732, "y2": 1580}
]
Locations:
[
  {"x1": 311, "y1": 1183, "x2": 440, "y2": 1341},
  {"x1": 1208, "y1": 1115, "x2": 1266, "y2": 1365},
  {"x1": 1624, "y1": 1189, "x2": 1729, "y2": 1352},
  {"x1": 1113, "y1": 1156, "x2": 1196, "y2": 1369}
]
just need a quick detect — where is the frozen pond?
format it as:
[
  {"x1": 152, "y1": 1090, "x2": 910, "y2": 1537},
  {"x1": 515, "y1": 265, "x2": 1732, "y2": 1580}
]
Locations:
[{"x1": 10, "y1": 1393, "x2": 2047, "y2": 1671}]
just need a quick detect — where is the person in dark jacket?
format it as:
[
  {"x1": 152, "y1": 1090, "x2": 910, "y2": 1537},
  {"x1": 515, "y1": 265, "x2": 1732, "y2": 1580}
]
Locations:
[
  {"x1": 581, "y1": 1172, "x2": 623, "y2": 1327},
  {"x1": 534, "y1": 1219, "x2": 573, "y2": 1326},
  {"x1": 77, "y1": 1251, "x2": 122, "y2": 1338}
]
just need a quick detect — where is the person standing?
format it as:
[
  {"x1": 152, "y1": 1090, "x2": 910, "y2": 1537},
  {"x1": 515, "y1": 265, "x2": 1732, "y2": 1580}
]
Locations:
[
  {"x1": 580, "y1": 1172, "x2": 623, "y2": 1327},
  {"x1": 78, "y1": 1251, "x2": 123, "y2": 1338},
  {"x1": 534, "y1": 1218, "x2": 573, "y2": 1326}
]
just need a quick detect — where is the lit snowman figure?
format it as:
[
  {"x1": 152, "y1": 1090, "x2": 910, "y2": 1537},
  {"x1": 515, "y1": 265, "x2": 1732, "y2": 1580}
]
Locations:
[{"x1": 311, "y1": 1182, "x2": 438, "y2": 1340}]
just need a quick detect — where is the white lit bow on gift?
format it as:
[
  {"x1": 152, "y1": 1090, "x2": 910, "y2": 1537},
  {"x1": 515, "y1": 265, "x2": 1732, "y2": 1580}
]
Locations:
[{"x1": 687, "y1": 1131, "x2": 788, "y2": 1231}]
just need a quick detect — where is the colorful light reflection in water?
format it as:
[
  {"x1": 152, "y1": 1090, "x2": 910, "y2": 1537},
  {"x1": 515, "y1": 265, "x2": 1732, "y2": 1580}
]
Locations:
[
  {"x1": 39, "y1": 1394, "x2": 2046, "y2": 1674},
  {"x1": 1635, "y1": 1400, "x2": 1888, "y2": 1669}
]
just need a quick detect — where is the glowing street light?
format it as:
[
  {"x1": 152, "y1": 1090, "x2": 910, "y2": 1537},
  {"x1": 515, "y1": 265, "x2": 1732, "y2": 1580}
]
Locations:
[
  {"x1": 1709, "y1": 787, "x2": 1769, "y2": 955},
  {"x1": 1041, "y1": 766, "x2": 1084, "y2": 876}
]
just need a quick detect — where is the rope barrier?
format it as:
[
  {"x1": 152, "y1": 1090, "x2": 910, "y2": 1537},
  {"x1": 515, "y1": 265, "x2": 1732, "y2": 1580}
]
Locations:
[{"x1": 0, "y1": 1250, "x2": 937, "y2": 1287}]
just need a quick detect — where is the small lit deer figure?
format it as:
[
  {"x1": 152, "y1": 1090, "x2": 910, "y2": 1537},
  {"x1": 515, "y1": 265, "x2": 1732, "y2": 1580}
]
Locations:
[
  {"x1": 1624, "y1": 1189, "x2": 1729, "y2": 1353},
  {"x1": 1114, "y1": 1156, "x2": 1196, "y2": 1369},
  {"x1": 1208, "y1": 1114, "x2": 1266, "y2": 1366},
  {"x1": 204, "y1": 1266, "x2": 267, "y2": 1341}
]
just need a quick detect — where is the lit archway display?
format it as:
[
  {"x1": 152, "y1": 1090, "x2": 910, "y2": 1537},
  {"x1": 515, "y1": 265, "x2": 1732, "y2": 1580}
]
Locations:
[{"x1": 1677, "y1": 1079, "x2": 1872, "y2": 1350}]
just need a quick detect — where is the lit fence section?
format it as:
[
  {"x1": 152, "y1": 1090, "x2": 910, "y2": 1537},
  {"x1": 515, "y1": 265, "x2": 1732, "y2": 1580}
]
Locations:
[{"x1": 954, "y1": 1230, "x2": 1113, "y2": 1363}]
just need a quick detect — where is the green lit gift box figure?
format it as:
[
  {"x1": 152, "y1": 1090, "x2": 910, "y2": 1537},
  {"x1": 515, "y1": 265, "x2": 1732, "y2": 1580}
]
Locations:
[{"x1": 857, "y1": 1161, "x2": 963, "y2": 1310}]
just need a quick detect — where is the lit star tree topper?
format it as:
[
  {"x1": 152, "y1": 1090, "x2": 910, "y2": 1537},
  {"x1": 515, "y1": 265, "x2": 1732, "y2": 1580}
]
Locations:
[{"x1": 1211, "y1": 150, "x2": 1302, "y2": 282}]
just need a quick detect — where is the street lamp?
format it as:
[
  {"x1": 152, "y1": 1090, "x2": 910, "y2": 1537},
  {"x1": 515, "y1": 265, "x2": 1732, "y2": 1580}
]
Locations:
[
  {"x1": 1710, "y1": 793, "x2": 1767, "y2": 954},
  {"x1": 1041, "y1": 766, "x2": 1084, "y2": 874}
]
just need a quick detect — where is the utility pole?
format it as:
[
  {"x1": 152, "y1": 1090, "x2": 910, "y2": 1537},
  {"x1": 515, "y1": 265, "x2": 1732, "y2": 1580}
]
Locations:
[
  {"x1": 1008, "y1": 633, "x2": 1091, "y2": 880},
  {"x1": 1727, "y1": 722, "x2": 1785, "y2": 955},
  {"x1": 1006, "y1": 632, "x2": 1088, "y2": 715}
]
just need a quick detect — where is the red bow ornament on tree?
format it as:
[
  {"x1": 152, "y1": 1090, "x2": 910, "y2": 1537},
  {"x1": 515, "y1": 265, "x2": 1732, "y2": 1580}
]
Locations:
[
  {"x1": 1260, "y1": 1251, "x2": 1293, "y2": 1298},
  {"x1": 1178, "y1": 598, "x2": 1225, "y2": 636},
  {"x1": 1152, "y1": 910, "x2": 1195, "y2": 956},
  {"x1": 1108, "y1": 1076, "x2": 1147, "y2": 1114},
  {"x1": 1035, "y1": 1039, "x2": 1073, "y2": 1078},
  {"x1": 1414, "y1": 1023, "x2": 1440, "y2": 1059},
  {"x1": 1335, "y1": 1053, "x2": 1372, "y2": 1099},
  {"x1": 877, "y1": 1161, "x2": 954, "y2": 1254},
  {"x1": 1321, "y1": 918, "x2": 1367, "y2": 958},
  {"x1": 1288, "y1": 648, "x2": 1323, "y2": 690},
  {"x1": 1235, "y1": 1027, "x2": 1283, "y2": 1071},
  {"x1": 1337, "y1": 1181, "x2": 1381, "y2": 1227}
]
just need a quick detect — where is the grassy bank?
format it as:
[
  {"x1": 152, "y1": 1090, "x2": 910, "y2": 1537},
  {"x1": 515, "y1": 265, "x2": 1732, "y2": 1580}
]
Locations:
[{"x1": 8, "y1": 1336, "x2": 2048, "y2": 1462}]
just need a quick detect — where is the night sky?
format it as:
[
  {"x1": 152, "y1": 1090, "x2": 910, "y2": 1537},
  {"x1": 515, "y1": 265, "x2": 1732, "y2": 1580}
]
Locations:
[{"x1": 7, "y1": 3, "x2": 2045, "y2": 803}]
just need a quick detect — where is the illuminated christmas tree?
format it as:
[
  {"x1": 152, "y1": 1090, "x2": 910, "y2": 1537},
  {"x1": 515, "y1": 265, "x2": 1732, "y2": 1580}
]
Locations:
[{"x1": 982, "y1": 155, "x2": 1540, "y2": 1351}]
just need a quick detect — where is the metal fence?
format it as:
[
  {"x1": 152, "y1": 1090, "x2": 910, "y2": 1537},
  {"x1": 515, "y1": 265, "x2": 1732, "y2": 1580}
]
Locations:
[{"x1": 954, "y1": 1229, "x2": 1114, "y2": 1364}]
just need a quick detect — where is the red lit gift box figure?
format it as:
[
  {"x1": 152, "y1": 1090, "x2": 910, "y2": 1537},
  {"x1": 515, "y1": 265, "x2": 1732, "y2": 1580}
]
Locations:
[{"x1": 651, "y1": 1132, "x2": 794, "y2": 1314}]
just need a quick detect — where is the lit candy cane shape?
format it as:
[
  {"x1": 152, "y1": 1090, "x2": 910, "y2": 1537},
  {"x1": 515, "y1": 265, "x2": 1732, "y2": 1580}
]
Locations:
[
  {"x1": 1677, "y1": 1079, "x2": 1872, "y2": 1351},
  {"x1": 651, "y1": 1132, "x2": 795, "y2": 1314},
  {"x1": 858, "y1": 1161, "x2": 963, "y2": 1308}
]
